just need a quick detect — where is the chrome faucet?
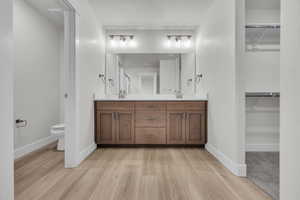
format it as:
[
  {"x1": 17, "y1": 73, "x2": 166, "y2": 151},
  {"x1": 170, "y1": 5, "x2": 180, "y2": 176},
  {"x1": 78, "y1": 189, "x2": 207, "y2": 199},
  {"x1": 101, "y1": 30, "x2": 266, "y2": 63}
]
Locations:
[
  {"x1": 174, "y1": 90, "x2": 183, "y2": 99},
  {"x1": 119, "y1": 90, "x2": 126, "y2": 99}
]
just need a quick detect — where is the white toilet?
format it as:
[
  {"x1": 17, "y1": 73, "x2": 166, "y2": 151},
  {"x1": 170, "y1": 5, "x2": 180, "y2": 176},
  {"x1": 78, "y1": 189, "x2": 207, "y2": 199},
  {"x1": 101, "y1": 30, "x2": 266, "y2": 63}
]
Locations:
[{"x1": 51, "y1": 123, "x2": 65, "y2": 151}]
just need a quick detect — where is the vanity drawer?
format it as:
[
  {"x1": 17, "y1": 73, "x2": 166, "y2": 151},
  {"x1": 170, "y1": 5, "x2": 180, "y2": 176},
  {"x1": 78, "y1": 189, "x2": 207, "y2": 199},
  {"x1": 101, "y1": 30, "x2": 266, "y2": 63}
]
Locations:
[
  {"x1": 96, "y1": 102, "x2": 134, "y2": 111},
  {"x1": 167, "y1": 102, "x2": 207, "y2": 111},
  {"x1": 135, "y1": 111, "x2": 166, "y2": 128},
  {"x1": 135, "y1": 102, "x2": 166, "y2": 111},
  {"x1": 135, "y1": 128, "x2": 166, "y2": 144}
]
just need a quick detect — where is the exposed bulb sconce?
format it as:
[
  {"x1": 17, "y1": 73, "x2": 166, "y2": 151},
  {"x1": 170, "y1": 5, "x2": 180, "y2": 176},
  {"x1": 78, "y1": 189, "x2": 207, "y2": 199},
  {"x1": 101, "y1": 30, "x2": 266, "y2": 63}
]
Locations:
[
  {"x1": 195, "y1": 74, "x2": 203, "y2": 84},
  {"x1": 175, "y1": 37, "x2": 182, "y2": 48},
  {"x1": 109, "y1": 35, "x2": 137, "y2": 48},
  {"x1": 99, "y1": 73, "x2": 106, "y2": 83},
  {"x1": 166, "y1": 35, "x2": 172, "y2": 48},
  {"x1": 166, "y1": 35, "x2": 192, "y2": 48}
]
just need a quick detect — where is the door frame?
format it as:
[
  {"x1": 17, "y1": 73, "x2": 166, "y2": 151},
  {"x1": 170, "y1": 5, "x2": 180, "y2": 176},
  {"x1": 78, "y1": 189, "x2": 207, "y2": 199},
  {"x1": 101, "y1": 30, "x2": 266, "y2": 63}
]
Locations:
[
  {"x1": 0, "y1": 0, "x2": 14, "y2": 198},
  {"x1": 62, "y1": 0, "x2": 80, "y2": 168}
]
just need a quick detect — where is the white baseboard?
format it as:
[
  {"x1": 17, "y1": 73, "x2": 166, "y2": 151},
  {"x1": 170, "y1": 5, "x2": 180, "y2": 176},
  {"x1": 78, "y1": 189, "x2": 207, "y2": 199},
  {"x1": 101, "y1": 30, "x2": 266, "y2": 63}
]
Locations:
[
  {"x1": 78, "y1": 143, "x2": 97, "y2": 164},
  {"x1": 206, "y1": 144, "x2": 247, "y2": 177},
  {"x1": 15, "y1": 135, "x2": 57, "y2": 159},
  {"x1": 246, "y1": 143, "x2": 279, "y2": 152}
]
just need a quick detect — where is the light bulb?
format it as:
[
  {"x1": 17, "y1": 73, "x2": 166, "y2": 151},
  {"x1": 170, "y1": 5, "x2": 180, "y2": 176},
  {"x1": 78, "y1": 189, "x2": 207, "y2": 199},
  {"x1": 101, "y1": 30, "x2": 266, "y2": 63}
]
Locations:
[
  {"x1": 165, "y1": 36, "x2": 172, "y2": 48},
  {"x1": 183, "y1": 37, "x2": 192, "y2": 48},
  {"x1": 110, "y1": 36, "x2": 117, "y2": 48},
  {"x1": 128, "y1": 36, "x2": 137, "y2": 47},
  {"x1": 120, "y1": 37, "x2": 126, "y2": 48},
  {"x1": 175, "y1": 37, "x2": 181, "y2": 48}
]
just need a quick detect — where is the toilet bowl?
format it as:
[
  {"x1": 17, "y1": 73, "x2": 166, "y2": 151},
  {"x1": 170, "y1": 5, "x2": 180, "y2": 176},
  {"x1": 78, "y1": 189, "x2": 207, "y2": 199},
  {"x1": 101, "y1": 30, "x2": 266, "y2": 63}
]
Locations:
[{"x1": 51, "y1": 123, "x2": 65, "y2": 151}]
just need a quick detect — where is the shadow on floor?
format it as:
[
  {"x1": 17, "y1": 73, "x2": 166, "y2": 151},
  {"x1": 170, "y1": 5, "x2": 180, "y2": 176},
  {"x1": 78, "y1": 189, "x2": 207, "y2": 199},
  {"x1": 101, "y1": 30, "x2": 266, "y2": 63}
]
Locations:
[{"x1": 246, "y1": 152, "x2": 279, "y2": 200}]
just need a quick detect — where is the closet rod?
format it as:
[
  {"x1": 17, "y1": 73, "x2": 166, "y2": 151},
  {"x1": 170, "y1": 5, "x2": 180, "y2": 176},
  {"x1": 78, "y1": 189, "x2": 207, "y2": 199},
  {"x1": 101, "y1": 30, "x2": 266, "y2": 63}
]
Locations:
[
  {"x1": 246, "y1": 92, "x2": 280, "y2": 97},
  {"x1": 245, "y1": 25, "x2": 280, "y2": 29}
]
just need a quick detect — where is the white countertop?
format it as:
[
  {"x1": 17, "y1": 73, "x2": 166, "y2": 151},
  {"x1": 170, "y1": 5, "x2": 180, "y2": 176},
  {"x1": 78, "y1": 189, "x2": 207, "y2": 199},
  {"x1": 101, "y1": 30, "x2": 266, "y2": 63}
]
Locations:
[{"x1": 94, "y1": 94, "x2": 208, "y2": 101}]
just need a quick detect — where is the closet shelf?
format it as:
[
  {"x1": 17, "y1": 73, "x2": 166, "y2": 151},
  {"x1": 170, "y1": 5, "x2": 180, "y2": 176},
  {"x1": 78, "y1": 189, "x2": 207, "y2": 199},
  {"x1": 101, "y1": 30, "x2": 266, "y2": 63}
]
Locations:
[
  {"x1": 246, "y1": 108, "x2": 280, "y2": 112},
  {"x1": 245, "y1": 24, "x2": 280, "y2": 52}
]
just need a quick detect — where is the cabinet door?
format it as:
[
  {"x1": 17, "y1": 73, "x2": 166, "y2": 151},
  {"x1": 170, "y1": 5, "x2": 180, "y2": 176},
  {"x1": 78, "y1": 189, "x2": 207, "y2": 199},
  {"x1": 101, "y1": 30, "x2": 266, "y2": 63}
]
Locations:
[
  {"x1": 167, "y1": 112, "x2": 186, "y2": 144},
  {"x1": 185, "y1": 111, "x2": 206, "y2": 144},
  {"x1": 115, "y1": 111, "x2": 134, "y2": 144},
  {"x1": 96, "y1": 111, "x2": 115, "y2": 144}
]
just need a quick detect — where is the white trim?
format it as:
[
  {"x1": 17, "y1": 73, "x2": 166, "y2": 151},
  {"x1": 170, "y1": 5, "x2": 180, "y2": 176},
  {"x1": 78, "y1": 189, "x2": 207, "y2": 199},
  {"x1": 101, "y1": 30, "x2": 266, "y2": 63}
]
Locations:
[
  {"x1": 78, "y1": 143, "x2": 97, "y2": 164},
  {"x1": 206, "y1": 144, "x2": 247, "y2": 177},
  {"x1": 63, "y1": 9, "x2": 78, "y2": 168},
  {"x1": 63, "y1": 0, "x2": 80, "y2": 14},
  {"x1": 246, "y1": 143, "x2": 279, "y2": 152},
  {"x1": 14, "y1": 136, "x2": 58, "y2": 160}
]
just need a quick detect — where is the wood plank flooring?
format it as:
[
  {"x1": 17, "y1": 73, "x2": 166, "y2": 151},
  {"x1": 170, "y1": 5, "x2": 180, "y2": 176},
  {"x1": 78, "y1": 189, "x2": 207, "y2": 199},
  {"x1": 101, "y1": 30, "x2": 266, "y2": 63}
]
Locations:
[{"x1": 15, "y1": 146, "x2": 272, "y2": 200}]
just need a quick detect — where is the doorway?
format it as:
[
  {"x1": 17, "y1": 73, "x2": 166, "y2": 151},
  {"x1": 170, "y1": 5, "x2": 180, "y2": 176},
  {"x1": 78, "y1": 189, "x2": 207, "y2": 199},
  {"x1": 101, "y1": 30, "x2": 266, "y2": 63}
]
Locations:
[
  {"x1": 243, "y1": 1, "x2": 280, "y2": 199},
  {"x1": 13, "y1": 0, "x2": 77, "y2": 175}
]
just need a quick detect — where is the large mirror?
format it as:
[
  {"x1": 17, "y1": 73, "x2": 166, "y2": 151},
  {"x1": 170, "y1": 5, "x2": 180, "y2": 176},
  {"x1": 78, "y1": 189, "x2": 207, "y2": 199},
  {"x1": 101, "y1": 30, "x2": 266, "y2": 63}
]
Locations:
[{"x1": 105, "y1": 53, "x2": 196, "y2": 96}]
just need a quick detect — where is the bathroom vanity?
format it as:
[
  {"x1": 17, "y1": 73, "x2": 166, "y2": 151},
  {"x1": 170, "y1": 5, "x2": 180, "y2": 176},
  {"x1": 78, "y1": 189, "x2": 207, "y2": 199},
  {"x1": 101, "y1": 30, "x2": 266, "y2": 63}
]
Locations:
[
  {"x1": 96, "y1": 52, "x2": 207, "y2": 146},
  {"x1": 94, "y1": 100, "x2": 207, "y2": 146}
]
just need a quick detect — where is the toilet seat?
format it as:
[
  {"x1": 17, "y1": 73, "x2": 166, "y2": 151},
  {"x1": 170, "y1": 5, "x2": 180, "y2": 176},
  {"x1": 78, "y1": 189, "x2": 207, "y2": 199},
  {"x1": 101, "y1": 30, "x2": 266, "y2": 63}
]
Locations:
[{"x1": 51, "y1": 123, "x2": 65, "y2": 151}]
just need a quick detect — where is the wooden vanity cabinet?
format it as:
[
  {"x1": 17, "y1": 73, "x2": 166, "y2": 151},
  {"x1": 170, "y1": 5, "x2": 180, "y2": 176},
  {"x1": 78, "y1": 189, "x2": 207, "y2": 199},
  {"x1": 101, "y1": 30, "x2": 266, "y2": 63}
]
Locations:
[
  {"x1": 95, "y1": 101, "x2": 207, "y2": 146},
  {"x1": 166, "y1": 111, "x2": 186, "y2": 144},
  {"x1": 95, "y1": 102, "x2": 135, "y2": 144},
  {"x1": 96, "y1": 111, "x2": 115, "y2": 144},
  {"x1": 185, "y1": 111, "x2": 206, "y2": 144},
  {"x1": 166, "y1": 102, "x2": 207, "y2": 145}
]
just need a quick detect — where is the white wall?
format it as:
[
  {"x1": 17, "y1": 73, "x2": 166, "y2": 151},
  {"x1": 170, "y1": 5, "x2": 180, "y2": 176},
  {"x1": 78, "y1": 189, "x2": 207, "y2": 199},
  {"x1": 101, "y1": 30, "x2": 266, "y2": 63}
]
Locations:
[
  {"x1": 59, "y1": 32, "x2": 65, "y2": 122},
  {"x1": 246, "y1": 9, "x2": 280, "y2": 24},
  {"x1": 0, "y1": 0, "x2": 14, "y2": 198},
  {"x1": 196, "y1": 0, "x2": 245, "y2": 176},
  {"x1": 13, "y1": 0, "x2": 61, "y2": 151},
  {"x1": 106, "y1": 29, "x2": 195, "y2": 54},
  {"x1": 181, "y1": 53, "x2": 196, "y2": 95},
  {"x1": 280, "y1": 0, "x2": 300, "y2": 199},
  {"x1": 243, "y1": 52, "x2": 280, "y2": 92},
  {"x1": 246, "y1": 97, "x2": 279, "y2": 151},
  {"x1": 75, "y1": 0, "x2": 106, "y2": 158},
  {"x1": 246, "y1": 0, "x2": 280, "y2": 24}
]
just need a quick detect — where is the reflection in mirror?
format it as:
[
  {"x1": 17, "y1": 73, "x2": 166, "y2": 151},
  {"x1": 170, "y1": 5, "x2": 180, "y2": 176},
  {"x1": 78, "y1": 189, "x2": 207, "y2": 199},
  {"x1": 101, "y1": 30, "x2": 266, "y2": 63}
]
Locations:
[{"x1": 105, "y1": 53, "x2": 195, "y2": 97}]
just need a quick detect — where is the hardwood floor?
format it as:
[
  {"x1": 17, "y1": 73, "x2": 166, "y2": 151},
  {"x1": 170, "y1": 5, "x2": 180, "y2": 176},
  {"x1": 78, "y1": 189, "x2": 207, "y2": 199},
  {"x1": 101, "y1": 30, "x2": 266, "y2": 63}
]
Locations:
[{"x1": 15, "y1": 146, "x2": 272, "y2": 200}]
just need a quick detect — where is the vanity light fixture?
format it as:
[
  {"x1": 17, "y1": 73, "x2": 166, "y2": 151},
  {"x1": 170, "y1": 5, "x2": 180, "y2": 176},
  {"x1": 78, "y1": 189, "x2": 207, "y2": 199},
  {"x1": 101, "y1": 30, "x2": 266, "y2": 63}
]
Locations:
[
  {"x1": 166, "y1": 35, "x2": 172, "y2": 48},
  {"x1": 109, "y1": 34, "x2": 136, "y2": 48},
  {"x1": 166, "y1": 35, "x2": 192, "y2": 48},
  {"x1": 175, "y1": 37, "x2": 182, "y2": 48},
  {"x1": 120, "y1": 36, "x2": 127, "y2": 48},
  {"x1": 183, "y1": 35, "x2": 192, "y2": 48},
  {"x1": 128, "y1": 35, "x2": 137, "y2": 47},
  {"x1": 109, "y1": 35, "x2": 117, "y2": 48}
]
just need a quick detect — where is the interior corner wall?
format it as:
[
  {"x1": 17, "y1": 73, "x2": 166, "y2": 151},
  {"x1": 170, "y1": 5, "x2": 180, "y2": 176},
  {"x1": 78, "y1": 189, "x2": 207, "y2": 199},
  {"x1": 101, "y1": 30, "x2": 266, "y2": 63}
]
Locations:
[
  {"x1": 13, "y1": 0, "x2": 61, "y2": 150},
  {"x1": 76, "y1": 0, "x2": 106, "y2": 159},
  {"x1": 196, "y1": 0, "x2": 243, "y2": 175},
  {"x1": 0, "y1": 0, "x2": 14, "y2": 199},
  {"x1": 280, "y1": 0, "x2": 300, "y2": 199}
]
